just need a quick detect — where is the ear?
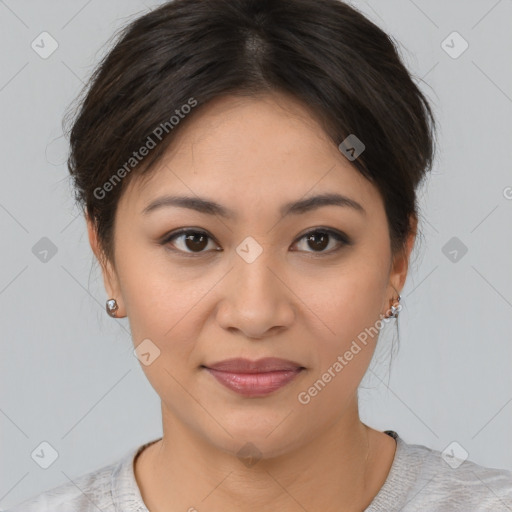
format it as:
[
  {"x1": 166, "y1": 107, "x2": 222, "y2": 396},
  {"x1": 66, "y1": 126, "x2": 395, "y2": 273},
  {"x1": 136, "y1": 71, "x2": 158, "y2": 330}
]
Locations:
[
  {"x1": 386, "y1": 214, "x2": 418, "y2": 307},
  {"x1": 86, "y1": 212, "x2": 125, "y2": 317}
]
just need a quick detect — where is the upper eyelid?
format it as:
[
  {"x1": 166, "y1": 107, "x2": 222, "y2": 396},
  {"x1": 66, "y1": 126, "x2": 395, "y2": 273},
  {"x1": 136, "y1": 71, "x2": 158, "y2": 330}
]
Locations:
[
  {"x1": 167, "y1": 229, "x2": 219, "y2": 245},
  {"x1": 165, "y1": 227, "x2": 347, "y2": 252},
  {"x1": 164, "y1": 229, "x2": 220, "y2": 252}
]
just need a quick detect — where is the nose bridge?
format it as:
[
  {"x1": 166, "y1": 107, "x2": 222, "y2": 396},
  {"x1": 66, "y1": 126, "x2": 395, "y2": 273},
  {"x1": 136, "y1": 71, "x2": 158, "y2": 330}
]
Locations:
[
  {"x1": 213, "y1": 234, "x2": 295, "y2": 338},
  {"x1": 232, "y1": 235, "x2": 279, "y2": 299}
]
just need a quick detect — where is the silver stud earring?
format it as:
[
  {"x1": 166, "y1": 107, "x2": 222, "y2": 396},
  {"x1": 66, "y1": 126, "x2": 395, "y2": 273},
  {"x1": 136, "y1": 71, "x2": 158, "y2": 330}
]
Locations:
[{"x1": 106, "y1": 298, "x2": 119, "y2": 318}]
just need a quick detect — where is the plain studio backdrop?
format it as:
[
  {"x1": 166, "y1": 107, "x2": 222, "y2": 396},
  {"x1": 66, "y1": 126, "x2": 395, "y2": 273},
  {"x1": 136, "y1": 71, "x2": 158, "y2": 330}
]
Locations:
[{"x1": 0, "y1": 0, "x2": 511, "y2": 508}]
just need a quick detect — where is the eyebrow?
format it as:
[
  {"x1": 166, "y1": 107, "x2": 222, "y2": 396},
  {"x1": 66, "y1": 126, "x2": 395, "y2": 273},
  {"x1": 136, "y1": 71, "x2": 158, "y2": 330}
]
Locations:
[{"x1": 141, "y1": 192, "x2": 366, "y2": 218}]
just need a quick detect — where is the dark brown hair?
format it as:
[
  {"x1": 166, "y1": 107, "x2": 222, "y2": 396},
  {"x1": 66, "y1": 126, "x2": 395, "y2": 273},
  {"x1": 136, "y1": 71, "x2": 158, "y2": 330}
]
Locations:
[{"x1": 65, "y1": 0, "x2": 437, "y2": 267}]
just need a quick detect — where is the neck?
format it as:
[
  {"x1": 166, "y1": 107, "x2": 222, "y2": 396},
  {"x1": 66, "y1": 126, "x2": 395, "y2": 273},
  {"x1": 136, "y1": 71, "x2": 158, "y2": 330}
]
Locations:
[
  {"x1": 135, "y1": 400, "x2": 395, "y2": 512},
  {"x1": 134, "y1": 400, "x2": 395, "y2": 512}
]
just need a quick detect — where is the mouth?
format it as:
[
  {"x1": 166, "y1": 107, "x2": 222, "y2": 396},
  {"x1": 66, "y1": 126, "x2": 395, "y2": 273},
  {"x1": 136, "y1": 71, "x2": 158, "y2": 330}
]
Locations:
[{"x1": 201, "y1": 357, "x2": 306, "y2": 397}]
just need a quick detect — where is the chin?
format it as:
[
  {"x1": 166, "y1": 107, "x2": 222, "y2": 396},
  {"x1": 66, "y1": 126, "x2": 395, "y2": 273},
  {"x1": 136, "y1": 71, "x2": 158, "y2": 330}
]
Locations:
[{"x1": 203, "y1": 416, "x2": 306, "y2": 463}]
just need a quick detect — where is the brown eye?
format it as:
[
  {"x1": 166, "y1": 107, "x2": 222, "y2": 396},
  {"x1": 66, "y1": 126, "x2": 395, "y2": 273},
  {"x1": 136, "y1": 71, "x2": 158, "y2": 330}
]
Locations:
[
  {"x1": 305, "y1": 232, "x2": 329, "y2": 251},
  {"x1": 292, "y1": 229, "x2": 350, "y2": 254},
  {"x1": 183, "y1": 232, "x2": 209, "y2": 252},
  {"x1": 164, "y1": 229, "x2": 219, "y2": 254}
]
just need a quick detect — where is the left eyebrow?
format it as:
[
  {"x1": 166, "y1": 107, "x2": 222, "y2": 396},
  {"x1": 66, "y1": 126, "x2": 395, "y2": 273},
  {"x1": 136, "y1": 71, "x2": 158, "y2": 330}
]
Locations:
[
  {"x1": 280, "y1": 192, "x2": 366, "y2": 217},
  {"x1": 141, "y1": 192, "x2": 366, "y2": 219}
]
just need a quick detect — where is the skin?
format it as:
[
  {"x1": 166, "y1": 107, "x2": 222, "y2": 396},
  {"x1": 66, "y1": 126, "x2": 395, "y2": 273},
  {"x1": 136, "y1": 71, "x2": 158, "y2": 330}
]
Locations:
[{"x1": 87, "y1": 91, "x2": 417, "y2": 512}]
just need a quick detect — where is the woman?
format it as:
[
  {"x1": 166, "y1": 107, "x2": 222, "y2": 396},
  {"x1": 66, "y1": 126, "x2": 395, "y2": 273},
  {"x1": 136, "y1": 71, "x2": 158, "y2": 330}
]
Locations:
[{"x1": 7, "y1": 0, "x2": 512, "y2": 510}]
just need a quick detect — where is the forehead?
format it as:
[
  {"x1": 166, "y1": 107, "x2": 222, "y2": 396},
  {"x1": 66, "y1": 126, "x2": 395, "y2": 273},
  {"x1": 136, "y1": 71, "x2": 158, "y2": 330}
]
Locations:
[{"x1": 119, "y1": 92, "x2": 382, "y2": 218}]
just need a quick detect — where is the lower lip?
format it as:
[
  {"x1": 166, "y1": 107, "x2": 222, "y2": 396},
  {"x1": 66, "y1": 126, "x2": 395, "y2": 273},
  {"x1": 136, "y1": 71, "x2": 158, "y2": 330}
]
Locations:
[{"x1": 204, "y1": 368, "x2": 303, "y2": 397}]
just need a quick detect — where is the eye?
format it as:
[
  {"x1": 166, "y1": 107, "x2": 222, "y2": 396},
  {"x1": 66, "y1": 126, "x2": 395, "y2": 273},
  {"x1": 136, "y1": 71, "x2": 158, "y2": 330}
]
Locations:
[
  {"x1": 291, "y1": 228, "x2": 350, "y2": 254},
  {"x1": 161, "y1": 227, "x2": 351, "y2": 257},
  {"x1": 162, "y1": 229, "x2": 220, "y2": 255}
]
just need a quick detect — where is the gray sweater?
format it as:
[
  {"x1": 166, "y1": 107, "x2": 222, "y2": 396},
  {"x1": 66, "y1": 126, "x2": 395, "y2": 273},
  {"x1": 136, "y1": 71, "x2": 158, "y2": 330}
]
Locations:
[{"x1": 4, "y1": 431, "x2": 512, "y2": 511}]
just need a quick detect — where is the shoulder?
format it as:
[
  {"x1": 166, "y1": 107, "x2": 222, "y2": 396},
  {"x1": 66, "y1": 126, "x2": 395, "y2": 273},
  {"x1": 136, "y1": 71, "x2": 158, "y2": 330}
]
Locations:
[
  {"x1": 398, "y1": 438, "x2": 512, "y2": 511},
  {"x1": 3, "y1": 455, "x2": 126, "y2": 512}
]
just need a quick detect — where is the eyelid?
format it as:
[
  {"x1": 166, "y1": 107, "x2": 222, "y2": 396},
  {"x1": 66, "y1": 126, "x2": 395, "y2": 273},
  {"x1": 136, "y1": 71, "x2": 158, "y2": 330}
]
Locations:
[
  {"x1": 290, "y1": 227, "x2": 350, "y2": 254},
  {"x1": 161, "y1": 228, "x2": 221, "y2": 257},
  {"x1": 161, "y1": 227, "x2": 351, "y2": 256}
]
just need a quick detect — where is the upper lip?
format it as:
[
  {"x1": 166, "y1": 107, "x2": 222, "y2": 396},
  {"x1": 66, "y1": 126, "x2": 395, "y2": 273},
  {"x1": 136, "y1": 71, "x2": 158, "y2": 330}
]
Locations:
[{"x1": 203, "y1": 357, "x2": 304, "y2": 373}]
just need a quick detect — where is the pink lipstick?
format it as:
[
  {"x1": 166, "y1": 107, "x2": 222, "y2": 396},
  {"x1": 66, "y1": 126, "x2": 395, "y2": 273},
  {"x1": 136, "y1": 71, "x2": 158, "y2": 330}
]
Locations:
[{"x1": 203, "y1": 357, "x2": 304, "y2": 397}]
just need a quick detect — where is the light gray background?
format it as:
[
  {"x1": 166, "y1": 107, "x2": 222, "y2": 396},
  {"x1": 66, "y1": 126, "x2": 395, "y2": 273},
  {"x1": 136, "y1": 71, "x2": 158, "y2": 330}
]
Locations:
[{"x1": 1, "y1": 0, "x2": 511, "y2": 508}]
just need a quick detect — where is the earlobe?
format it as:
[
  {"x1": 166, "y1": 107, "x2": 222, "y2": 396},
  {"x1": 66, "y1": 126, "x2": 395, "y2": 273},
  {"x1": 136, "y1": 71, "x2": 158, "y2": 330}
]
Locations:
[
  {"x1": 383, "y1": 214, "x2": 417, "y2": 318},
  {"x1": 86, "y1": 213, "x2": 125, "y2": 318}
]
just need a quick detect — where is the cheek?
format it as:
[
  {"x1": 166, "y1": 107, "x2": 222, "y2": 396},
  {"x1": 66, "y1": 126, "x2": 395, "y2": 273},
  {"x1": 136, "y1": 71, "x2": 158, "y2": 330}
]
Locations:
[
  {"x1": 119, "y1": 260, "x2": 208, "y2": 402},
  {"x1": 294, "y1": 268, "x2": 387, "y2": 415},
  {"x1": 114, "y1": 244, "x2": 203, "y2": 351},
  {"x1": 306, "y1": 260, "x2": 389, "y2": 367}
]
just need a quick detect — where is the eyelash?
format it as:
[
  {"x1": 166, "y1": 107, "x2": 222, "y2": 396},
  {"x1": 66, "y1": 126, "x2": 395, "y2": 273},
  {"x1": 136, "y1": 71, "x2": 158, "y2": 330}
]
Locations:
[{"x1": 160, "y1": 227, "x2": 351, "y2": 258}]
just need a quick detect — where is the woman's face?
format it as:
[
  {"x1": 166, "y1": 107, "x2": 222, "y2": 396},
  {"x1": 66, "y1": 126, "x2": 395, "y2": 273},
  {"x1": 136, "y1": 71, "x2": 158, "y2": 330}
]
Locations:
[{"x1": 89, "y1": 92, "x2": 412, "y2": 458}]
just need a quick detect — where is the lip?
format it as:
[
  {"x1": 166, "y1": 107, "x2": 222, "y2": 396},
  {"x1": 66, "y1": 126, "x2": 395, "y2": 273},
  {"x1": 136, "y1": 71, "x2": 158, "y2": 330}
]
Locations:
[
  {"x1": 202, "y1": 357, "x2": 305, "y2": 397},
  {"x1": 205, "y1": 357, "x2": 304, "y2": 373}
]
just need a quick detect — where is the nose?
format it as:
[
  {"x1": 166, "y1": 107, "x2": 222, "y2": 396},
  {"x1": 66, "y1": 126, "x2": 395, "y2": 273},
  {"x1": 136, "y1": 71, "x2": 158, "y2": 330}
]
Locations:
[{"x1": 215, "y1": 250, "x2": 296, "y2": 340}]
